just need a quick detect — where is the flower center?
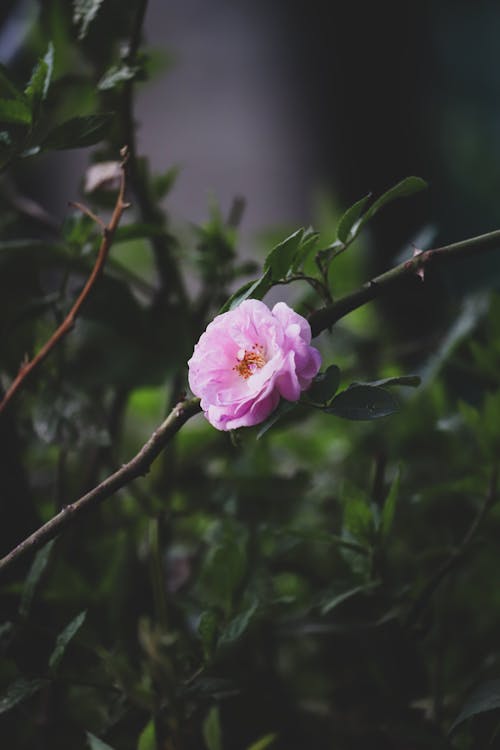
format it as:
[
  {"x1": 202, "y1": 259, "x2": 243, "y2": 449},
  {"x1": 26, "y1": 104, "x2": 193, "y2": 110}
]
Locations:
[{"x1": 234, "y1": 344, "x2": 266, "y2": 379}]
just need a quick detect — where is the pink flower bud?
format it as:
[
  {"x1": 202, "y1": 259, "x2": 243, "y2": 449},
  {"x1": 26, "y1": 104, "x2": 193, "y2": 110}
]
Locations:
[{"x1": 188, "y1": 299, "x2": 321, "y2": 430}]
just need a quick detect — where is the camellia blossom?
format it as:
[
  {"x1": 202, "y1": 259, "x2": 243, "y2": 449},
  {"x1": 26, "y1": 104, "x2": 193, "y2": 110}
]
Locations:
[{"x1": 188, "y1": 299, "x2": 321, "y2": 430}]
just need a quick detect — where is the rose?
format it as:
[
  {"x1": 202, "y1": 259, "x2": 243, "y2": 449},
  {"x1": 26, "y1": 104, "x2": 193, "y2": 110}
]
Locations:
[{"x1": 188, "y1": 299, "x2": 321, "y2": 430}]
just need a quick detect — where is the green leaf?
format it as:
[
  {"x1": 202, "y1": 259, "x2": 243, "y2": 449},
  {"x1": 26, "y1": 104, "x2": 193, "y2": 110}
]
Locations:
[
  {"x1": 152, "y1": 166, "x2": 179, "y2": 199},
  {"x1": 363, "y1": 176, "x2": 427, "y2": 222},
  {"x1": 25, "y1": 42, "x2": 54, "y2": 108},
  {"x1": 86, "y1": 732, "x2": 116, "y2": 750},
  {"x1": 201, "y1": 538, "x2": 246, "y2": 615},
  {"x1": 305, "y1": 365, "x2": 341, "y2": 405},
  {"x1": 219, "y1": 271, "x2": 272, "y2": 313},
  {"x1": 343, "y1": 496, "x2": 374, "y2": 544},
  {"x1": 203, "y1": 706, "x2": 222, "y2": 750},
  {"x1": 0, "y1": 678, "x2": 46, "y2": 715},
  {"x1": 0, "y1": 63, "x2": 25, "y2": 101},
  {"x1": 98, "y1": 64, "x2": 140, "y2": 91},
  {"x1": 246, "y1": 734, "x2": 277, "y2": 750},
  {"x1": 19, "y1": 540, "x2": 55, "y2": 618},
  {"x1": 137, "y1": 719, "x2": 155, "y2": 750},
  {"x1": 42, "y1": 113, "x2": 114, "y2": 150},
  {"x1": 449, "y1": 680, "x2": 500, "y2": 734},
  {"x1": 0, "y1": 98, "x2": 32, "y2": 125},
  {"x1": 326, "y1": 385, "x2": 399, "y2": 420},
  {"x1": 49, "y1": 610, "x2": 87, "y2": 671},
  {"x1": 264, "y1": 228, "x2": 304, "y2": 280},
  {"x1": 198, "y1": 610, "x2": 219, "y2": 660},
  {"x1": 320, "y1": 581, "x2": 380, "y2": 615},
  {"x1": 356, "y1": 375, "x2": 421, "y2": 389},
  {"x1": 73, "y1": 0, "x2": 105, "y2": 39},
  {"x1": 380, "y1": 469, "x2": 400, "y2": 540},
  {"x1": 337, "y1": 193, "x2": 371, "y2": 243},
  {"x1": 218, "y1": 598, "x2": 258, "y2": 648},
  {"x1": 256, "y1": 399, "x2": 297, "y2": 438}
]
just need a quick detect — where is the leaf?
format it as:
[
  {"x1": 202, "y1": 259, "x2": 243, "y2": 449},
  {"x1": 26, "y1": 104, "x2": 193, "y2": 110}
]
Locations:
[
  {"x1": 42, "y1": 114, "x2": 114, "y2": 150},
  {"x1": 381, "y1": 469, "x2": 400, "y2": 540},
  {"x1": 0, "y1": 98, "x2": 32, "y2": 125},
  {"x1": 320, "y1": 581, "x2": 380, "y2": 615},
  {"x1": 198, "y1": 610, "x2": 218, "y2": 660},
  {"x1": 200, "y1": 538, "x2": 246, "y2": 615},
  {"x1": 203, "y1": 706, "x2": 222, "y2": 750},
  {"x1": 218, "y1": 598, "x2": 258, "y2": 648},
  {"x1": 326, "y1": 385, "x2": 399, "y2": 420},
  {"x1": 356, "y1": 375, "x2": 421, "y2": 389},
  {"x1": 305, "y1": 365, "x2": 341, "y2": 405},
  {"x1": 137, "y1": 719, "x2": 155, "y2": 750},
  {"x1": 246, "y1": 734, "x2": 278, "y2": 750},
  {"x1": 337, "y1": 193, "x2": 371, "y2": 243},
  {"x1": 152, "y1": 166, "x2": 179, "y2": 199},
  {"x1": 49, "y1": 610, "x2": 87, "y2": 671},
  {"x1": 363, "y1": 176, "x2": 427, "y2": 223},
  {"x1": 0, "y1": 63, "x2": 25, "y2": 101},
  {"x1": 0, "y1": 678, "x2": 46, "y2": 715},
  {"x1": 264, "y1": 228, "x2": 304, "y2": 280},
  {"x1": 86, "y1": 732, "x2": 116, "y2": 750},
  {"x1": 219, "y1": 271, "x2": 272, "y2": 313},
  {"x1": 73, "y1": 0, "x2": 105, "y2": 39},
  {"x1": 449, "y1": 680, "x2": 500, "y2": 734},
  {"x1": 25, "y1": 42, "x2": 54, "y2": 109},
  {"x1": 256, "y1": 399, "x2": 297, "y2": 438},
  {"x1": 98, "y1": 64, "x2": 140, "y2": 91},
  {"x1": 19, "y1": 540, "x2": 55, "y2": 618}
]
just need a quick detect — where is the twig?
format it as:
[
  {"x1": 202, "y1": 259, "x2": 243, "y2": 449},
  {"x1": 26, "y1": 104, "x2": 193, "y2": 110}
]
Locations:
[
  {"x1": 0, "y1": 154, "x2": 130, "y2": 416},
  {"x1": 308, "y1": 228, "x2": 500, "y2": 336},
  {"x1": 404, "y1": 467, "x2": 498, "y2": 629},
  {"x1": 0, "y1": 397, "x2": 201, "y2": 576}
]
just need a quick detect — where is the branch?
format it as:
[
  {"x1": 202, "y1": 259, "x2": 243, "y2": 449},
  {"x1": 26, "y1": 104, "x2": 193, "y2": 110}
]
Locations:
[
  {"x1": 0, "y1": 154, "x2": 130, "y2": 416},
  {"x1": 0, "y1": 398, "x2": 201, "y2": 576},
  {"x1": 404, "y1": 467, "x2": 498, "y2": 629},
  {"x1": 308, "y1": 228, "x2": 500, "y2": 336}
]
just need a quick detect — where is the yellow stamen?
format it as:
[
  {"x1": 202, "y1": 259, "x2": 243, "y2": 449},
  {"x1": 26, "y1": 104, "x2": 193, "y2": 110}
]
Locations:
[{"x1": 234, "y1": 344, "x2": 266, "y2": 379}]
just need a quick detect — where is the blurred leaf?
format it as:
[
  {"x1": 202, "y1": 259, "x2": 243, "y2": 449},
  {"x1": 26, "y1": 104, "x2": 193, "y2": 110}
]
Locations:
[
  {"x1": 305, "y1": 365, "x2": 341, "y2": 405},
  {"x1": 137, "y1": 719, "x2": 155, "y2": 750},
  {"x1": 337, "y1": 193, "x2": 371, "y2": 243},
  {"x1": 25, "y1": 42, "x2": 54, "y2": 111},
  {"x1": 246, "y1": 734, "x2": 277, "y2": 750},
  {"x1": 357, "y1": 375, "x2": 421, "y2": 389},
  {"x1": 42, "y1": 113, "x2": 114, "y2": 150},
  {"x1": 449, "y1": 680, "x2": 500, "y2": 734},
  {"x1": 218, "y1": 598, "x2": 258, "y2": 648},
  {"x1": 200, "y1": 537, "x2": 246, "y2": 615},
  {"x1": 320, "y1": 581, "x2": 380, "y2": 615},
  {"x1": 0, "y1": 678, "x2": 46, "y2": 715},
  {"x1": 73, "y1": 0, "x2": 105, "y2": 39},
  {"x1": 49, "y1": 610, "x2": 87, "y2": 672},
  {"x1": 86, "y1": 732, "x2": 116, "y2": 750},
  {"x1": 198, "y1": 610, "x2": 218, "y2": 661},
  {"x1": 363, "y1": 176, "x2": 427, "y2": 223},
  {"x1": 256, "y1": 400, "x2": 297, "y2": 438},
  {"x1": 98, "y1": 64, "x2": 140, "y2": 91},
  {"x1": 0, "y1": 98, "x2": 32, "y2": 125},
  {"x1": 203, "y1": 706, "x2": 222, "y2": 750},
  {"x1": 19, "y1": 540, "x2": 55, "y2": 618},
  {"x1": 0, "y1": 63, "x2": 25, "y2": 101},
  {"x1": 326, "y1": 385, "x2": 399, "y2": 420},
  {"x1": 381, "y1": 469, "x2": 400, "y2": 540},
  {"x1": 343, "y1": 496, "x2": 374, "y2": 545},
  {"x1": 152, "y1": 165, "x2": 179, "y2": 200}
]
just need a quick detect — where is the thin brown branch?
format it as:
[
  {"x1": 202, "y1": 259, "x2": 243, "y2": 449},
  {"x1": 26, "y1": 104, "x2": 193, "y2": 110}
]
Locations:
[
  {"x1": 0, "y1": 154, "x2": 130, "y2": 416},
  {"x1": 0, "y1": 397, "x2": 201, "y2": 576},
  {"x1": 308, "y1": 228, "x2": 500, "y2": 336}
]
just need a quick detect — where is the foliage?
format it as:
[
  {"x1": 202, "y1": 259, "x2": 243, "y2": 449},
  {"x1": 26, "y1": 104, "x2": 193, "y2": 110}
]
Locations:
[{"x1": 0, "y1": 2, "x2": 500, "y2": 749}]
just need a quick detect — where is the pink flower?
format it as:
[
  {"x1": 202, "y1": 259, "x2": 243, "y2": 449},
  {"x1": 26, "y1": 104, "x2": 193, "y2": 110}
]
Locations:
[{"x1": 188, "y1": 299, "x2": 321, "y2": 430}]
